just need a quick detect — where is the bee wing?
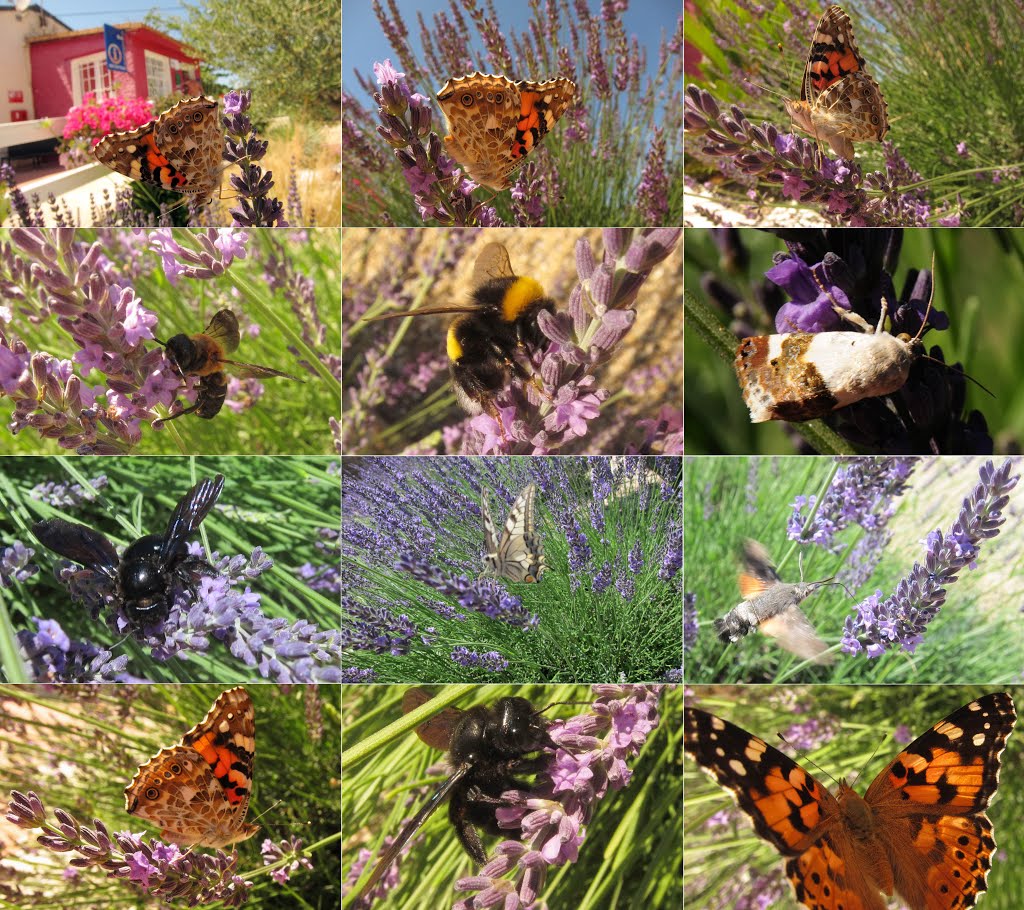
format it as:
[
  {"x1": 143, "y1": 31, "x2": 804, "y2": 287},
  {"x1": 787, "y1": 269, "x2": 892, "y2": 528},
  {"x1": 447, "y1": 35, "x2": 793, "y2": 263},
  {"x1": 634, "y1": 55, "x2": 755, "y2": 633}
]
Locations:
[
  {"x1": 403, "y1": 687, "x2": 463, "y2": 752},
  {"x1": 355, "y1": 762, "x2": 472, "y2": 902},
  {"x1": 759, "y1": 605, "x2": 834, "y2": 665},
  {"x1": 363, "y1": 305, "x2": 481, "y2": 323},
  {"x1": 202, "y1": 309, "x2": 241, "y2": 353},
  {"x1": 220, "y1": 358, "x2": 304, "y2": 381},
  {"x1": 31, "y1": 519, "x2": 119, "y2": 576},
  {"x1": 472, "y1": 242, "x2": 516, "y2": 284},
  {"x1": 159, "y1": 474, "x2": 225, "y2": 562}
]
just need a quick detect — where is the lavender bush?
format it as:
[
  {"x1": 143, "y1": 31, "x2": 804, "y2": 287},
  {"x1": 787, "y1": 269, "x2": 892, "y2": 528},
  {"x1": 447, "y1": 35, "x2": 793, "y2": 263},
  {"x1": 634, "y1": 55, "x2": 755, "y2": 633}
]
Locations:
[
  {"x1": 342, "y1": 456, "x2": 681, "y2": 683},
  {"x1": 684, "y1": 456, "x2": 1023, "y2": 684},
  {"x1": 343, "y1": 227, "x2": 681, "y2": 455},
  {"x1": 0, "y1": 227, "x2": 340, "y2": 455},
  {"x1": 343, "y1": 2, "x2": 682, "y2": 226},
  {"x1": 685, "y1": 2, "x2": 1024, "y2": 226},
  {"x1": 0, "y1": 458, "x2": 341, "y2": 684},
  {"x1": 343, "y1": 684, "x2": 680, "y2": 910},
  {"x1": 1, "y1": 686, "x2": 340, "y2": 907}
]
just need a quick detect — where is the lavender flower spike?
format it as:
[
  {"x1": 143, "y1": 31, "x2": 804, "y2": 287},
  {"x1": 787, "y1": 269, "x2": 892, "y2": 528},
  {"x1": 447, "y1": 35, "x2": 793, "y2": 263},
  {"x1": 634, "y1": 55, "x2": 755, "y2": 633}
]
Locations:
[
  {"x1": 4, "y1": 790, "x2": 252, "y2": 905},
  {"x1": 841, "y1": 459, "x2": 1020, "y2": 657}
]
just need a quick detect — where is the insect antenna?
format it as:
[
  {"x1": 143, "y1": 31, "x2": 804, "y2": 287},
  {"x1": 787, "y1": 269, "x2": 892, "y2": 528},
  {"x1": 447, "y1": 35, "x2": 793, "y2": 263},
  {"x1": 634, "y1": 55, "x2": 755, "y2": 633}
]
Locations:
[{"x1": 776, "y1": 731, "x2": 842, "y2": 790}]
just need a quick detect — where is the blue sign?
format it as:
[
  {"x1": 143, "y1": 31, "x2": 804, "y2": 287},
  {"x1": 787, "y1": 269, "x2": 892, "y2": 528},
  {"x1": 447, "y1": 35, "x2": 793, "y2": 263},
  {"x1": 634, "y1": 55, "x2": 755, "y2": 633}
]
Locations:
[{"x1": 104, "y1": 24, "x2": 127, "y2": 73}]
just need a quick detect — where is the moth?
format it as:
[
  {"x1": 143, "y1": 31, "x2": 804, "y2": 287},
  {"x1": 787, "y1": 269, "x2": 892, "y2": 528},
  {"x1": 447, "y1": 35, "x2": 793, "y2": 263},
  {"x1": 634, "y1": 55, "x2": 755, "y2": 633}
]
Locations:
[
  {"x1": 714, "y1": 539, "x2": 835, "y2": 664},
  {"x1": 480, "y1": 483, "x2": 545, "y2": 583},
  {"x1": 735, "y1": 298, "x2": 928, "y2": 423}
]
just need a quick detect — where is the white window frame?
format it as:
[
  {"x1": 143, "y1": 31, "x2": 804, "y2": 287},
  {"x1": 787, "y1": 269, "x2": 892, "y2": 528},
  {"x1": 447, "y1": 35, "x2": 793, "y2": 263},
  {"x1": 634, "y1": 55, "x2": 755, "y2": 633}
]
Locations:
[
  {"x1": 70, "y1": 52, "x2": 115, "y2": 105},
  {"x1": 144, "y1": 50, "x2": 172, "y2": 98}
]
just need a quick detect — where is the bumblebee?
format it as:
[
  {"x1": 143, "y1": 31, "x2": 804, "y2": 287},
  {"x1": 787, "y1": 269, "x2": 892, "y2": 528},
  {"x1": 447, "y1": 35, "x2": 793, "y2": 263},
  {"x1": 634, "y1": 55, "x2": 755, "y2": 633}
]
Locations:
[
  {"x1": 364, "y1": 242, "x2": 555, "y2": 417},
  {"x1": 156, "y1": 309, "x2": 303, "y2": 421}
]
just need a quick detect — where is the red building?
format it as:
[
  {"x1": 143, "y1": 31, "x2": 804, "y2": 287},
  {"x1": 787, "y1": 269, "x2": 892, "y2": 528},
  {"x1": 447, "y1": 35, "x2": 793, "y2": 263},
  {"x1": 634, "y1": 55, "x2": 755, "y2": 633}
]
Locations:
[{"x1": 27, "y1": 22, "x2": 205, "y2": 118}]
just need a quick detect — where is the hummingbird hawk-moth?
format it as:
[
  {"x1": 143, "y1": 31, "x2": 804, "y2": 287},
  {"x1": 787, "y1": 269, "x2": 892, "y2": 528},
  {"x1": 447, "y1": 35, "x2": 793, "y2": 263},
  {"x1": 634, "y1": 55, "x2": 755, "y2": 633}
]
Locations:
[{"x1": 714, "y1": 539, "x2": 836, "y2": 664}]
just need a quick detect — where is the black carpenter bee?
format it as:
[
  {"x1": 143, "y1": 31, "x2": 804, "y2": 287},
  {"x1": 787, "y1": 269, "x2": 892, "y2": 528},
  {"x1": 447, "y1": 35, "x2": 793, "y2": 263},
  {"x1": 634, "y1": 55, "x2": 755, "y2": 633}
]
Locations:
[
  {"x1": 355, "y1": 687, "x2": 559, "y2": 902},
  {"x1": 31, "y1": 474, "x2": 225, "y2": 628},
  {"x1": 362, "y1": 242, "x2": 555, "y2": 420},
  {"x1": 157, "y1": 309, "x2": 303, "y2": 421}
]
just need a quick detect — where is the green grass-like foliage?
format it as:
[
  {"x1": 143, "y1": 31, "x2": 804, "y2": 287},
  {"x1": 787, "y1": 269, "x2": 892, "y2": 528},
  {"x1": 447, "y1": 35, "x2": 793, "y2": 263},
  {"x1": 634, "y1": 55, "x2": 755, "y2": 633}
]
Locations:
[
  {"x1": 342, "y1": 684, "x2": 682, "y2": 910},
  {"x1": 0, "y1": 683, "x2": 340, "y2": 909},
  {"x1": 684, "y1": 686, "x2": 1023, "y2": 910},
  {"x1": 683, "y1": 229, "x2": 1024, "y2": 454},
  {"x1": 0, "y1": 456, "x2": 340, "y2": 683},
  {"x1": 684, "y1": 456, "x2": 1023, "y2": 684}
]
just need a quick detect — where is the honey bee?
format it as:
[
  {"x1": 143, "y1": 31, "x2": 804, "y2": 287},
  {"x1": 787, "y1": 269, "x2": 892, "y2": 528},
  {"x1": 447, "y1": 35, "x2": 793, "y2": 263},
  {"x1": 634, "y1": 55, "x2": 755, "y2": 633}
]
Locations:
[{"x1": 157, "y1": 309, "x2": 302, "y2": 421}]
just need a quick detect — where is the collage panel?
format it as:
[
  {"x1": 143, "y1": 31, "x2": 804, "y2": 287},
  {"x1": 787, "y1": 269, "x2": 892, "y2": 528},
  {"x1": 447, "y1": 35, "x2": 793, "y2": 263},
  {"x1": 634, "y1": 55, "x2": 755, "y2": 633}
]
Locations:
[
  {"x1": 684, "y1": 455, "x2": 1023, "y2": 684},
  {"x1": 342, "y1": 1, "x2": 683, "y2": 227},
  {"x1": 0, "y1": 227, "x2": 341, "y2": 456},
  {"x1": 684, "y1": 686, "x2": 1023, "y2": 910},
  {"x1": 684, "y1": 228, "x2": 1023, "y2": 455},
  {"x1": 2, "y1": 2, "x2": 340, "y2": 228},
  {"x1": 342, "y1": 683, "x2": 680, "y2": 909},
  {"x1": 684, "y1": 2, "x2": 1023, "y2": 227},
  {"x1": 0, "y1": 456, "x2": 341, "y2": 685},
  {"x1": 0, "y1": 683, "x2": 340, "y2": 906},
  {"x1": 342, "y1": 227, "x2": 681, "y2": 456},
  {"x1": 342, "y1": 455, "x2": 681, "y2": 684}
]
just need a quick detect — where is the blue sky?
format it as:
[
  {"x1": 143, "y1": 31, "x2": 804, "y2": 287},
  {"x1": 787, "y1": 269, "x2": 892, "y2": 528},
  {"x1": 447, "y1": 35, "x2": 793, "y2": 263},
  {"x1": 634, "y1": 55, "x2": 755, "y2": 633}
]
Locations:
[
  {"x1": 342, "y1": 0, "x2": 680, "y2": 97},
  {"x1": 33, "y1": 2, "x2": 184, "y2": 31}
]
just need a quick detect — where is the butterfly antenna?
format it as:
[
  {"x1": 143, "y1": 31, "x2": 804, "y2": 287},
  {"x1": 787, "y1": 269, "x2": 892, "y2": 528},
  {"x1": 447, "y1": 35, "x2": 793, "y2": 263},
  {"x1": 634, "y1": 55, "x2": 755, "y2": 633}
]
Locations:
[
  {"x1": 847, "y1": 733, "x2": 890, "y2": 791},
  {"x1": 248, "y1": 800, "x2": 282, "y2": 825},
  {"x1": 776, "y1": 731, "x2": 841, "y2": 789}
]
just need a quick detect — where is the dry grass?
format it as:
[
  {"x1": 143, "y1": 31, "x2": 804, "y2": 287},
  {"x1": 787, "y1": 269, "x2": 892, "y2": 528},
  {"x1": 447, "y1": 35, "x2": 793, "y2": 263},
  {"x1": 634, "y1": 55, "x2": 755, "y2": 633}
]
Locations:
[{"x1": 262, "y1": 116, "x2": 341, "y2": 227}]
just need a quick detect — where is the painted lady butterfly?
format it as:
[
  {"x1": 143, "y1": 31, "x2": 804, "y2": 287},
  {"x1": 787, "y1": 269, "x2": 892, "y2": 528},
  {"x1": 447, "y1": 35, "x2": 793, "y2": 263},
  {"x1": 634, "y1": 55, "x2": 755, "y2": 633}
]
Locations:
[
  {"x1": 685, "y1": 693, "x2": 1016, "y2": 910},
  {"x1": 436, "y1": 73, "x2": 576, "y2": 190},
  {"x1": 783, "y1": 5, "x2": 889, "y2": 159},
  {"x1": 93, "y1": 95, "x2": 224, "y2": 201},
  {"x1": 125, "y1": 687, "x2": 259, "y2": 849}
]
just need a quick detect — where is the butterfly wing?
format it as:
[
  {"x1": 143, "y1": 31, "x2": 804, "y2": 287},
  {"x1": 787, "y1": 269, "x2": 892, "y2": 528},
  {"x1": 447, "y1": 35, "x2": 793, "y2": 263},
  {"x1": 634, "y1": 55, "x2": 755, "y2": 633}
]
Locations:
[
  {"x1": 482, "y1": 483, "x2": 545, "y2": 583},
  {"x1": 801, "y1": 5, "x2": 868, "y2": 106},
  {"x1": 124, "y1": 687, "x2": 258, "y2": 848},
  {"x1": 436, "y1": 73, "x2": 574, "y2": 190},
  {"x1": 93, "y1": 96, "x2": 222, "y2": 199},
  {"x1": 862, "y1": 693, "x2": 1016, "y2": 910},
  {"x1": 685, "y1": 707, "x2": 846, "y2": 864},
  {"x1": 687, "y1": 705, "x2": 894, "y2": 910}
]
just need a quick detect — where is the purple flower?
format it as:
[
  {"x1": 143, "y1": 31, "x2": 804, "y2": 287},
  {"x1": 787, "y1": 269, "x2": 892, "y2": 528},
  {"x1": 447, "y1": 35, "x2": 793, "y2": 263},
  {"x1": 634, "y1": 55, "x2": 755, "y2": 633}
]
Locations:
[
  {"x1": 842, "y1": 458, "x2": 1020, "y2": 656},
  {"x1": 1, "y1": 539, "x2": 39, "y2": 587},
  {"x1": 4, "y1": 791, "x2": 251, "y2": 905},
  {"x1": 684, "y1": 593, "x2": 698, "y2": 652}
]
